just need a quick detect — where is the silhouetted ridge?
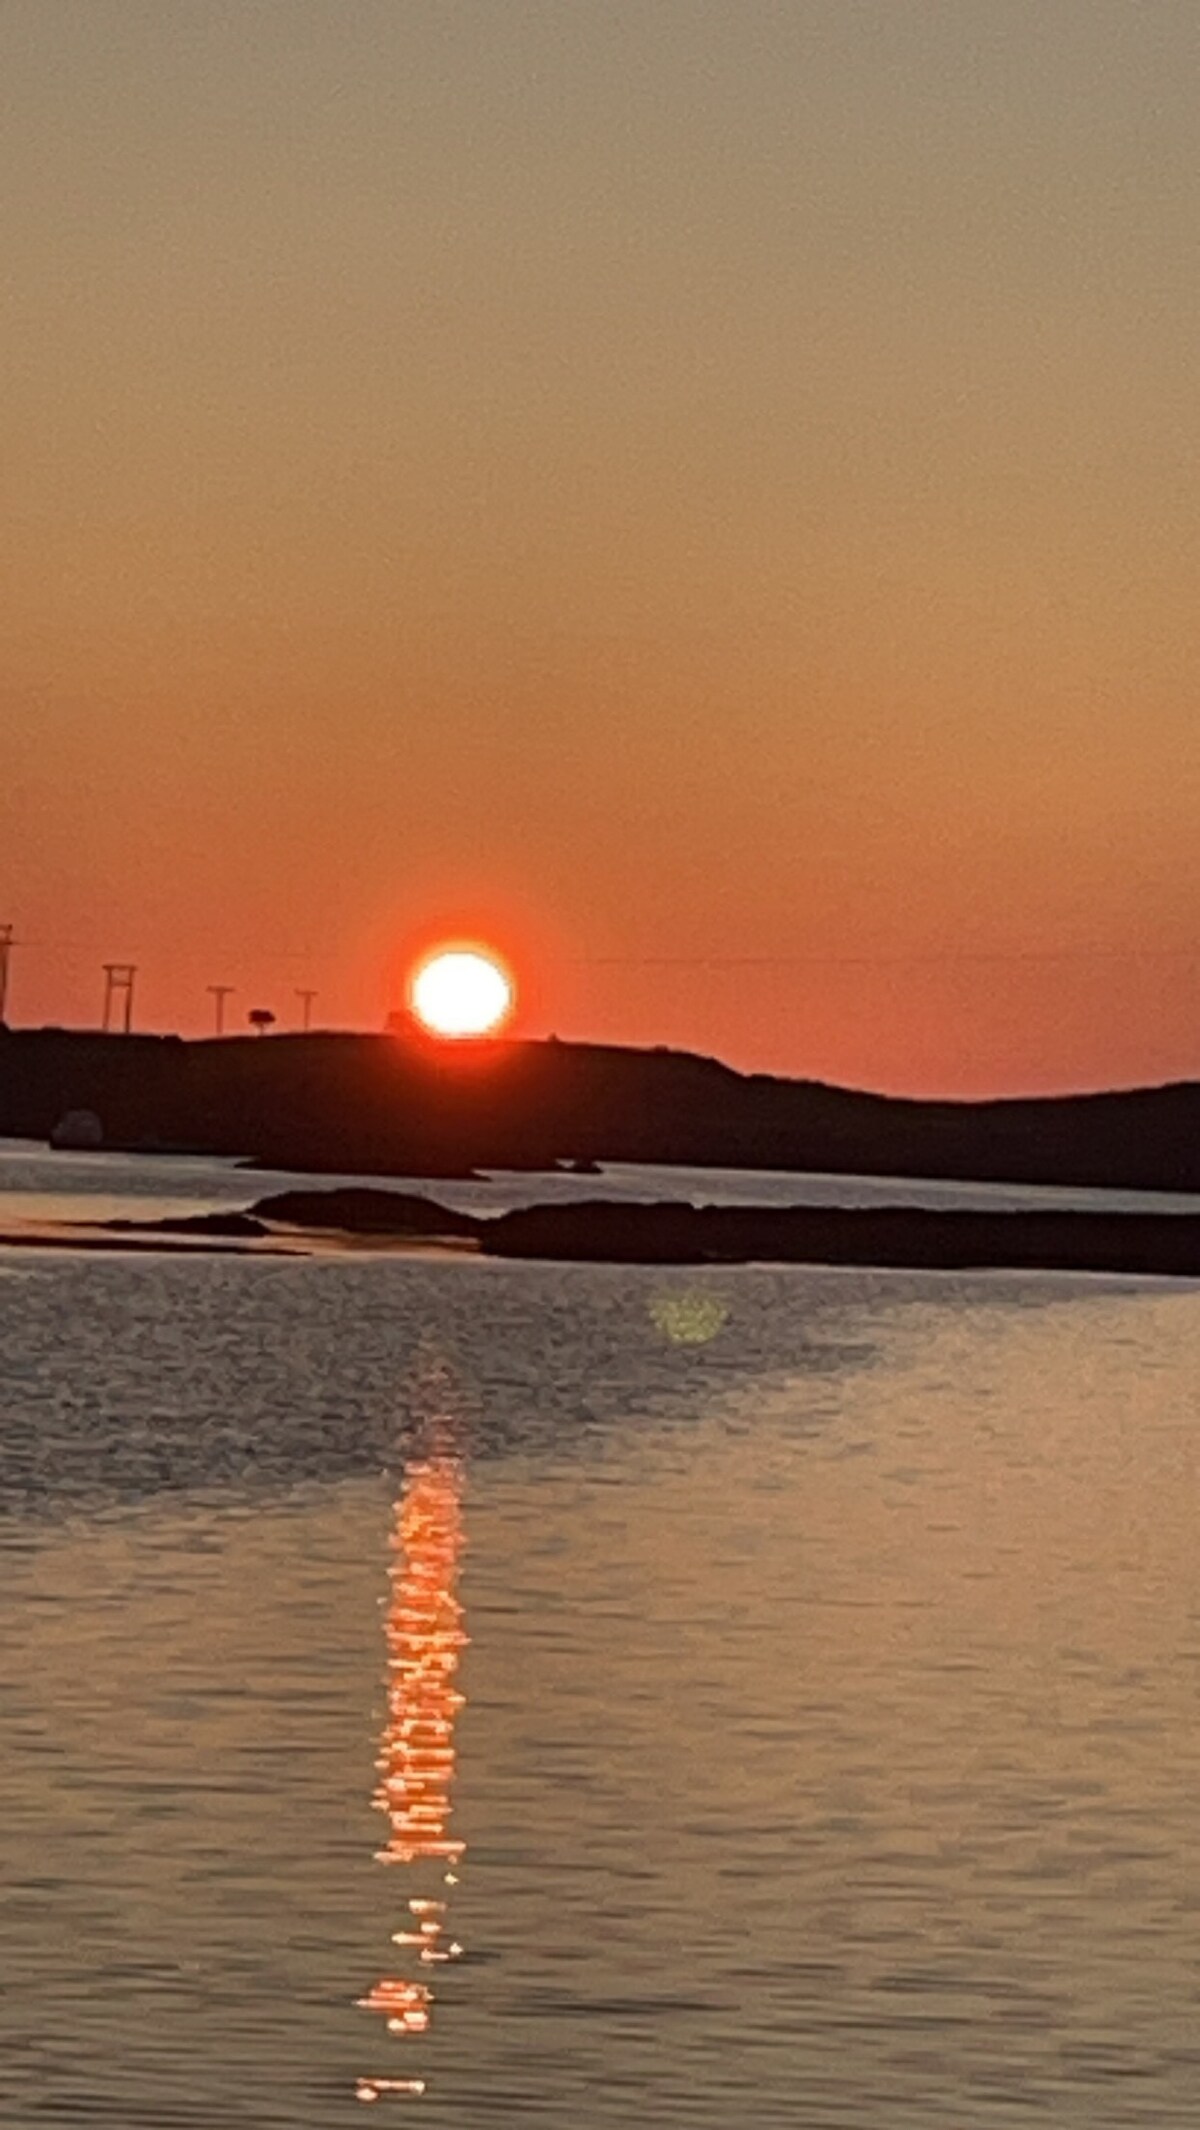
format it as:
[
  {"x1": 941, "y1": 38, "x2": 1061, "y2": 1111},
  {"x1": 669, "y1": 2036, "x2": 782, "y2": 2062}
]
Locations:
[{"x1": 3, "y1": 1027, "x2": 1200, "y2": 1194}]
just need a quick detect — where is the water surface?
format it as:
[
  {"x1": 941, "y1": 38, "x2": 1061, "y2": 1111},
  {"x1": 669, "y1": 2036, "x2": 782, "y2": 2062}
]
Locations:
[
  {"x1": 2, "y1": 1248, "x2": 1198, "y2": 2124},
  {"x1": 6, "y1": 1134, "x2": 1200, "y2": 1230}
]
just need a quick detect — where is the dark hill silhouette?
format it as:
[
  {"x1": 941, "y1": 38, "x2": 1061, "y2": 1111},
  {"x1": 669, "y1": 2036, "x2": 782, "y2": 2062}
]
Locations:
[{"x1": 2, "y1": 1025, "x2": 1200, "y2": 1194}]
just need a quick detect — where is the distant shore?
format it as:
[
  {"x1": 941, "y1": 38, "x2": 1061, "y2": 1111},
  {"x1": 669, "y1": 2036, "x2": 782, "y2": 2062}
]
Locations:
[{"x1": 9, "y1": 1027, "x2": 1200, "y2": 1196}]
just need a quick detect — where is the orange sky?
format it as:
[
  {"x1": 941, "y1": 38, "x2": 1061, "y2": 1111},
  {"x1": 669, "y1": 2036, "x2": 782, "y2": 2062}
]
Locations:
[{"x1": 5, "y1": 1, "x2": 1200, "y2": 1094}]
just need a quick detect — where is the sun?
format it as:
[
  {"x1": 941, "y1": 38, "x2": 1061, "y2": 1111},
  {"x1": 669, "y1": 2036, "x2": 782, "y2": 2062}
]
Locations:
[{"x1": 408, "y1": 947, "x2": 515, "y2": 1040}]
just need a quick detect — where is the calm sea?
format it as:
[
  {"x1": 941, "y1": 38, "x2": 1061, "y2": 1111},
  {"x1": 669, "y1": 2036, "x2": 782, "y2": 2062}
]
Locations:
[{"x1": 2, "y1": 1146, "x2": 1199, "y2": 2124}]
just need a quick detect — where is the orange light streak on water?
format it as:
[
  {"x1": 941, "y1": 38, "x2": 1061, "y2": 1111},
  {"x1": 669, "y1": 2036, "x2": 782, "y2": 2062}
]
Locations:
[{"x1": 357, "y1": 1449, "x2": 467, "y2": 2103}]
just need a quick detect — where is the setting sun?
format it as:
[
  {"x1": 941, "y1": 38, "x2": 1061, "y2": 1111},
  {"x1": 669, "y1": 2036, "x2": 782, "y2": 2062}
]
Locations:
[{"x1": 408, "y1": 949, "x2": 514, "y2": 1040}]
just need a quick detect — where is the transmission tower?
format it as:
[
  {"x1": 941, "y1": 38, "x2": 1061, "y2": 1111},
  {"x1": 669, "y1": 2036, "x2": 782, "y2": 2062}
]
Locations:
[
  {"x1": 0, "y1": 924, "x2": 14, "y2": 1024},
  {"x1": 295, "y1": 987, "x2": 318, "y2": 1033},
  {"x1": 207, "y1": 984, "x2": 234, "y2": 1036},
  {"x1": 102, "y1": 963, "x2": 137, "y2": 1035}
]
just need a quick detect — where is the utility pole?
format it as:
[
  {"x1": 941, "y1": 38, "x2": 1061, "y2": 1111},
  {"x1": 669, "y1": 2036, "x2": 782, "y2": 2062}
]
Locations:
[
  {"x1": 102, "y1": 963, "x2": 137, "y2": 1035},
  {"x1": 207, "y1": 984, "x2": 234, "y2": 1036},
  {"x1": 295, "y1": 987, "x2": 318, "y2": 1033},
  {"x1": 0, "y1": 924, "x2": 14, "y2": 1025}
]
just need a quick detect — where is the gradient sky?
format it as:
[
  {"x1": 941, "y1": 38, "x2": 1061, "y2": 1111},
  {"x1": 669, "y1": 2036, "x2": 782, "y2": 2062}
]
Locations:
[{"x1": 5, "y1": 0, "x2": 1199, "y2": 1093}]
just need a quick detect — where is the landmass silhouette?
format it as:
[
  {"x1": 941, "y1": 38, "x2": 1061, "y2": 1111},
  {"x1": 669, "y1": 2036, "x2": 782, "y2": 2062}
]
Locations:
[{"x1": 4, "y1": 1025, "x2": 1200, "y2": 1195}]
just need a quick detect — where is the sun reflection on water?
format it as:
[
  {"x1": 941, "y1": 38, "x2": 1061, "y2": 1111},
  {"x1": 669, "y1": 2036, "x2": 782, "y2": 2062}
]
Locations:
[{"x1": 357, "y1": 1432, "x2": 467, "y2": 2103}]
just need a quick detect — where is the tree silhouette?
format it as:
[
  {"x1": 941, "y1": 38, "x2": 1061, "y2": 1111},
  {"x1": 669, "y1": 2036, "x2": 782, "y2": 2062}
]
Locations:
[{"x1": 248, "y1": 1008, "x2": 276, "y2": 1036}]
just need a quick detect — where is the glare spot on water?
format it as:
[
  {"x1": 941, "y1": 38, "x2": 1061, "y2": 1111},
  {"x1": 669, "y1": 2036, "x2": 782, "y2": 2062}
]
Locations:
[{"x1": 648, "y1": 1290, "x2": 730, "y2": 1345}]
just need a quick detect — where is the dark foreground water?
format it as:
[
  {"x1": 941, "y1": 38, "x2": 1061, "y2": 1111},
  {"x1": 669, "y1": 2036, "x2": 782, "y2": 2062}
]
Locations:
[{"x1": 2, "y1": 1246, "x2": 1199, "y2": 2125}]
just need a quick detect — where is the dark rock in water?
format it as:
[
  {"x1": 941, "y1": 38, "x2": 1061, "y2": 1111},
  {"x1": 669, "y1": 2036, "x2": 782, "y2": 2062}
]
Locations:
[
  {"x1": 481, "y1": 1197, "x2": 1200, "y2": 1277},
  {"x1": 486, "y1": 1200, "x2": 709, "y2": 1263},
  {"x1": 100, "y1": 1211, "x2": 270, "y2": 1239},
  {"x1": 167, "y1": 1211, "x2": 269, "y2": 1238},
  {"x1": 86, "y1": 1187, "x2": 1200, "y2": 1276},
  {"x1": 249, "y1": 1187, "x2": 480, "y2": 1238},
  {"x1": 50, "y1": 1108, "x2": 104, "y2": 1150}
]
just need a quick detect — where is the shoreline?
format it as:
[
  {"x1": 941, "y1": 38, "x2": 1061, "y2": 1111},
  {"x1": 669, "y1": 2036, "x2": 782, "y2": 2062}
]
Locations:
[{"x1": 0, "y1": 1226, "x2": 304, "y2": 1258}]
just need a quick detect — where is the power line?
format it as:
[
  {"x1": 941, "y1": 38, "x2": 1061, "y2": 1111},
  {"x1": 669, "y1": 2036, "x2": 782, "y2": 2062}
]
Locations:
[
  {"x1": 13, "y1": 930, "x2": 1200, "y2": 970},
  {"x1": 569, "y1": 948, "x2": 1200, "y2": 968},
  {"x1": 17, "y1": 937, "x2": 325, "y2": 963}
]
